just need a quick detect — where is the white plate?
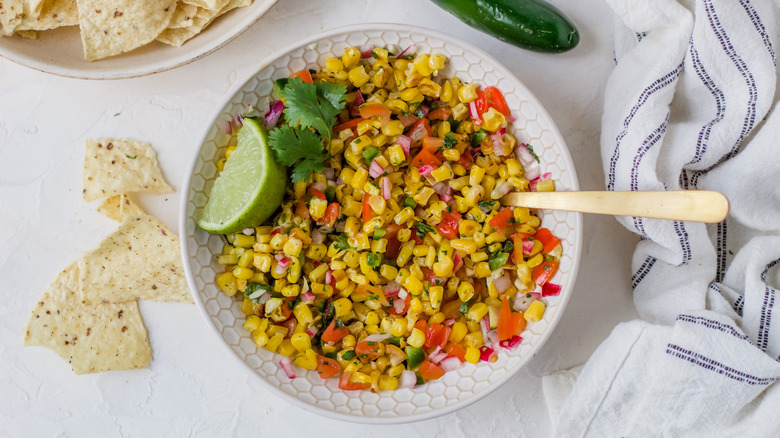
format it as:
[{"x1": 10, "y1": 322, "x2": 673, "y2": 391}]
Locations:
[
  {"x1": 0, "y1": 0, "x2": 278, "y2": 80},
  {"x1": 180, "y1": 23, "x2": 583, "y2": 424}
]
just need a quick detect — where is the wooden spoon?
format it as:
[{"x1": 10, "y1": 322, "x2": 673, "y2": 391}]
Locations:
[{"x1": 500, "y1": 190, "x2": 729, "y2": 223}]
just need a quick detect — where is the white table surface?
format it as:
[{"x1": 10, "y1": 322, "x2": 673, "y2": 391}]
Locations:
[{"x1": 0, "y1": 0, "x2": 640, "y2": 436}]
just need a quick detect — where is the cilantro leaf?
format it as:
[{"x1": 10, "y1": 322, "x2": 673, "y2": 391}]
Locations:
[
  {"x1": 442, "y1": 132, "x2": 458, "y2": 150},
  {"x1": 526, "y1": 143, "x2": 540, "y2": 163},
  {"x1": 280, "y1": 78, "x2": 346, "y2": 140},
  {"x1": 268, "y1": 125, "x2": 326, "y2": 183},
  {"x1": 414, "y1": 222, "x2": 435, "y2": 239},
  {"x1": 332, "y1": 233, "x2": 354, "y2": 251}
]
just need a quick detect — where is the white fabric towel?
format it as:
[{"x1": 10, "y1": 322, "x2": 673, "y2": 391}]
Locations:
[{"x1": 544, "y1": 0, "x2": 780, "y2": 436}]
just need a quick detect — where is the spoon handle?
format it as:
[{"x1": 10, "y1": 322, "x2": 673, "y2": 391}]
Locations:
[{"x1": 500, "y1": 190, "x2": 729, "y2": 223}]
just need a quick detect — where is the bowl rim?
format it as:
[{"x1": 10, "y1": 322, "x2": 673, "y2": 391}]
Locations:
[
  {"x1": 180, "y1": 21, "x2": 583, "y2": 424},
  {"x1": 0, "y1": 0, "x2": 279, "y2": 80}
]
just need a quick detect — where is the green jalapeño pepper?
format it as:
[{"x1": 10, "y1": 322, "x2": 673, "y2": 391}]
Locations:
[{"x1": 431, "y1": 0, "x2": 580, "y2": 53}]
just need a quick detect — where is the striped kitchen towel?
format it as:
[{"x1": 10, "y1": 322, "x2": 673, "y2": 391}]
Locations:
[{"x1": 545, "y1": 0, "x2": 780, "y2": 436}]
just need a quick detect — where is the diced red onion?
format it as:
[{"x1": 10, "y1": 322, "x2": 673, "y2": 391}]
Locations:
[
  {"x1": 242, "y1": 227, "x2": 254, "y2": 235},
  {"x1": 529, "y1": 179, "x2": 538, "y2": 192},
  {"x1": 335, "y1": 177, "x2": 344, "y2": 186},
  {"x1": 439, "y1": 187, "x2": 453, "y2": 203},
  {"x1": 443, "y1": 318, "x2": 455, "y2": 327},
  {"x1": 453, "y1": 253, "x2": 463, "y2": 273},
  {"x1": 279, "y1": 357, "x2": 296, "y2": 379},
  {"x1": 494, "y1": 181, "x2": 513, "y2": 198},
  {"x1": 399, "y1": 370, "x2": 417, "y2": 388},
  {"x1": 418, "y1": 165, "x2": 435, "y2": 177},
  {"x1": 282, "y1": 318, "x2": 297, "y2": 337},
  {"x1": 494, "y1": 275, "x2": 511, "y2": 293},
  {"x1": 218, "y1": 118, "x2": 233, "y2": 135},
  {"x1": 264, "y1": 100, "x2": 284, "y2": 129},
  {"x1": 384, "y1": 281, "x2": 401, "y2": 296},
  {"x1": 382, "y1": 177, "x2": 391, "y2": 200},
  {"x1": 480, "y1": 316, "x2": 490, "y2": 342},
  {"x1": 539, "y1": 172, "x2": 552, "y2": 181},
  {"x1": 323, "y1": 168, "x2": 336, "y2": 180},
  {"x1": 350, "y1": 90, "x2": 365, "y2": 117},
  {"x1": 542, "y1": 283, "x2": 562, "y2": 297},
  {"x1": 418, "y1": 104, "x2": 429, "y2": 118},
  {"x1": 325, "y1": 270, "x2": 333, "y2": 287},
  {"x1": 499, "y1": 335, "x2": 523, "y2": 350},
  {"x1": 310, "y1": 181, "x2": 326, "y2": 193},
  {"x1": 335, "y1": 221, "x2": 346, "y2": 232},
  {"x1": 369, "y1": 160, "x2": 385, "y2": 178},
  {"x1": 399, "y1": 115, "x2": 418, "y2": 128},
  {"x1": 301, "y1": 291, "x2": 316, "y2": 303},
  {"x1": 306, "y1": 326, "x2": 319, "y2": 337},
  {"x1": 361, "y1": 45, "x2": 374, "y2": 58},
  {"x1": 274, "y1": 256, "x2": 290, "y2": 275},
  {"x1": 491, "y1": 130, "x2": 506, "y2": 156},
  {"x1": 432, "y1": 182, "x2": 448, "y2": 196},
  {"x1": 427, "y1": 346, "x2": 447, "y2": 365},
  {"x1": 515, "y1": 144, "x2": 541, "y2": 180},
  {"x1": 479, "y1": 346, "x2": 497, "y2": 362},
  {"x1": 397, "y1": 43, "x2": 416, "y2": 59},
  {"x1": 256, "y1": 293, "x2": 270, "y2": 306},
  {"x1": 440, "y1": 357, "x2": 464, "y2": 371},
  {"x1": 393, "y1": 297, "x2": 406, "y2": 313},
  {"x1": 311, "y1": 229, "x2": 324, "y2": 245},
  {"x1": 522, "y1": 240, "x2": 534, "y2": 255},
  {"x1": 397, "y1": 288, "x2": 408, "y2": 300},
  {"x1": 469, "y1": 101, "x2": 481, "y2": 124},
  {"x1": 363, "y1": 333, "x2": 392, "y2": 343},
  {"x1": 232, "y1": 114, "x2": 244, "y2": 130},
  {"x1": 530, "y1": 292, "x2": 542, "y2": 301}
]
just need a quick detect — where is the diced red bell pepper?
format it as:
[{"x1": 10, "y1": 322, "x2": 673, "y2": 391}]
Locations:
[
  {"x1": 386, "y1": 293, "x2": 411, "y2": 316},
  {"x1": 316, "y1": 355, "x2": 341, "y2": 379},
  {"x1": 334, "y1": 118, "x2": 365, "y2": 134},
  {"x1": 290, "y1": 70, "x2": 313, "y2": 83},
  {"x1": 309, "y1": 187, "x2": 326, "y2": 200},
  {"x1": 408, "y1": 118, "x2": 432, "y2": 147},
  {"x1": 321, "y1": 320, "x2": 349, "y2": 343},
  {"x1": 414, "y1": 319, "x2": 428, "y2": 334},
  {"x1": 418, "y1": 360, "x2": 445, "y2": 381},
  {"x1": 318, "y1": 202, "x2": 340, "y2": 227},
  {"x1": 497, "y1": 296, "x2": 526, "y2": 340},
  {"x1": 338, "y1": 372, "x2": 370, "y2": 390},
  {"x1": 437, "y1": 211, "x2": 461, "y2": 239},
  {"x1": 362, "y1": 194, "x2": 371, "y2": 222},
  {"x1": 534, "y1": 228, "x2": 561, "y2": 253},
  {"x1": 358, "y1": 102, "x2": 391, "y2": 126},
  {"x1": 483, "y1": 86, "x2": 510, "y2": 116},
  {"x1": 532, "y1": 261, "x2": 559, "y2": 287}
]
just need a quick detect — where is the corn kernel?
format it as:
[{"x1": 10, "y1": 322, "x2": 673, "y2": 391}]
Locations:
[
  {"x1": 326, "y1": 57, "x2": 344, "y2": 71},
  {"x1": 431, "y1": 164, "x2": 452, "y2": 182},
  {"x1": 450, "y1": 322, "x2": 468, "y2": 343},
  {"x1": 216, "y1": 272, "x2": 237, "y2": 296},
  {"x1": 474, "y1": 262, "x2": 492, "y2": 278},
  {"x1": 290, "y1": 332, "x2": 312, "y2": 352},
  {"x1": 467, "y1": 302, "x2": 489, "y2": 321},
  {"x1": 465, "y1": 346, "x2": 480, "y2": 363},
  {"x1": 525, "y1": 300, "x2": 546, "y2": 322},
  {"x1": 464, "y1": 331, "x2": 484, "y2": 348},
  {"x1": 407, "y1": 328, "x2": 425, "y2": 348},
  {"x1": 342, "y1": 47, "x2": 361, "y2": 68},
  {"x1": 458, "y1": 84, "x2": 479, "y2": 103}
]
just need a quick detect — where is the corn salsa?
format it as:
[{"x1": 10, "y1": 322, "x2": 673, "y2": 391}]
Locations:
[{"x1": 213, "y1": 45, "x2": 562, "y2": 391}]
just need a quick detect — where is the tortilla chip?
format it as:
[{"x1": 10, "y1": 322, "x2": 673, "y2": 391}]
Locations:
[
  {"x1": 78, "y1": 214, "x2": 192, "y2": 304},
  {"x1": 181, "y1": 0, "x2": 226, "y2": 11},
  {"x1": 167, "y1": 1, "x2": 197, "y2": 29},
  {"x1": 76, "y1": 0, "x2": 178, "y2": 61},
  {"x1": 16, "y1": 0, "x2": 77, "y2": 31},
  {"x1": 97, "y1": 194, "x2": 146, "y2": 222},
  {"x1": 0, "y1": 0, "x2": 25, "y2": 35},
  {"x1": 16, "y1": 28, "x2": 36, "y2": 37},
  {"x1": 24, "y1": 262, "x2": 152, "y2": 374},
  {"x1": 28, "y1": 0, "x2": 44, "y2": 17},
  {"x1": 156, "y1": 0, "x2": 247, "y2": 47},
  {"x1": 82, "y1": 138, "x2": 172, "y2": 202}
]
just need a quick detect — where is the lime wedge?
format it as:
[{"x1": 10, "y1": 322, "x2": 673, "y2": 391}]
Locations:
[{"x1": 197, "y1": 118, "x2": 287, "y2": 234}]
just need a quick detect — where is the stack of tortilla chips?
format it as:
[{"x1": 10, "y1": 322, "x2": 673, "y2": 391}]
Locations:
[
  {"x1": 0, "y1": 0, "x2": 254, "y2": 60},
  {"x1": 23, "y1": 138, "x2": 193, "y2": 374}
]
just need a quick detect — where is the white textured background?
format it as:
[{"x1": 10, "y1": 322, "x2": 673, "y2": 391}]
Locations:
[{"x1": 0, "y1": 0, "x2": 638, "y2": 436}]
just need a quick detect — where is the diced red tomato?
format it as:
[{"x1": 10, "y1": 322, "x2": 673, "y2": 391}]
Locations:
[
  {"x1": 483, "y1": 86, "x2": 510, "y2": 116},
  {"x1": 532, "y1": 260, "x2": 559, "y2": 287},
  {"x1": 316, "y1": 355, "x2": 341, "y2": 379},
  {"x1": 534, "y1": 228, "x2": 561, "y2": 253},
  {"x1": 412, "y1": 149, "x2": 442, "y2": 168},
  {"x1": 318, "y1": 202, "x2": 339, "y2": 226},
  {"x1": 358, "y1": 102, "x2": 391, "y2": 126},
  {"x1": 386, "y1": 294, "x2": 410, "y2": 315},
  {"x1": 422, "y1": 136, "x2": 444, "y2": 154},
  {"x1": 296, "y1": 200, "x2": 310, "y2": 218},
  {"x1": 488, "y1": 207, "x2": 513, "y2": 233},
  {"x1": 399, "y1": 114, "x2": 419, "y2": 128},
  {"x1": 424, "y1": 323, "x2": 451, "y2": 349},
  {"x1": 362, "y1": 194, "x2": 371, "y2": 222},
  {"x1": 445, "y1": 342, "x2": 466, "y2": 362},
  {"x1": 414, "y1": 319, "x2": 428, "y2": 335},
  {"x1": 497, "y1": 296, "x2": 526, "y2": 340},
  {"x1": 472, "y1": 91, "x2": 490, "y2": 123},
  {"x1": 290, "y1": 70, "x2": 313, "y2": 83},
  {"x1": 355, "y1": 284, "x2": 388, "y2": 306},
  {"x1": 309, "y1": 187, "x2": 326, "y2": 200},
  {"x1": 355, "y1": 340, "x2": 384, "y2": 361},
  {"x1": 437, "y1": 211, "x2": 461, "y2": 239},
  {"x1": 428, "y1": 108, "x2": 452, "y2": 121},
  {"x1": 334, "y1": 118, "x2": 364, "y2": 134},
  {"x1": 418, "y1": 360, "x2": 445, "y2": 381},
  {"x1": 321, "y1": 320, "x2": 349, "y2": 343},
  {"x1": 408, "y1": 118, "x2": 432, "y2": 147},
  {"x1": 338, "y1": 372, "x2": 370, "y2": 390}
]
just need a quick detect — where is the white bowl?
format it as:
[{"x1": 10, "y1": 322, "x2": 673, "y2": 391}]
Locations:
[
  {"x1": 0, "y1": 0, "x2": 278, "y2": 80},
  {"x1": 180, "y1": 23, "x2": 582, "y2": 423}
]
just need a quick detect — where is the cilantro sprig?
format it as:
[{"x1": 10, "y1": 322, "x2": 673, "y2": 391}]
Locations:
[{"x1": 268, "y1": 78, "x2": 347, "y2": 183}]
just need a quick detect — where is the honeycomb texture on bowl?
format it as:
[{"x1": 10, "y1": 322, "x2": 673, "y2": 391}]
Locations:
[{"x1": 183, "y1": 26, "x2": 581, "y2": 423}]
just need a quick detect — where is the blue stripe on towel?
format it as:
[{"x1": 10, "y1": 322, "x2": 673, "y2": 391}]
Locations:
[{"x1": 666, "y1": 344, "x2": 778, "y2": 385}]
